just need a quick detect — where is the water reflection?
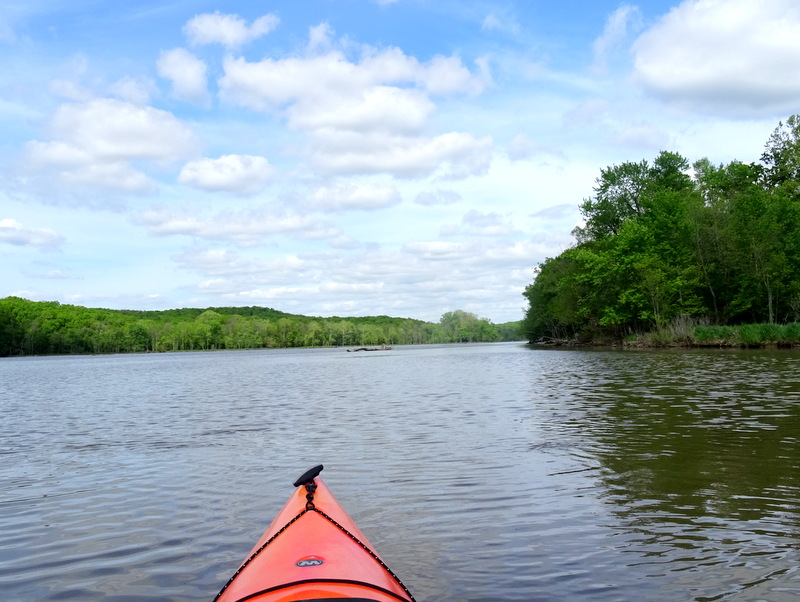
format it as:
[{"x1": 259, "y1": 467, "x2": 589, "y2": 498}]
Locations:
[
  {"x1": 3, "y1": 346, "x2": 800, "y2": 601},
  {"x1": 554, "y1": 349, "x2": 800, "y2": 599}
]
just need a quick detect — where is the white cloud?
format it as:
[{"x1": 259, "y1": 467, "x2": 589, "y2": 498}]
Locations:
[
  {"x1": 61, "y1": 162, "x2": 157, "y2": 193},
  {"x1": 481, "y1": 12, "x2": 520, "y2": 35},
  {"x1": 49, "y1": 79, "x2": 92, "y2": 102},
  {"x1": 402, "y1": 240, "x2": 471, "y2": 259},
  {"x1": 309, "y1": 182, "x2": 401, "y2": 211},
  {"x1": 591, "y1": 5, "x2": 641, "y2": 75},
  {"x1": 168, "y1": 235, "x2": 545, "y2": 321},
  {"x1": 440, "y1": 210, "x2": 518, "y2": 237},
  {"x1": 219, "y1": 48, "x2": 486, "y2": 110},
  {"x1": 307, "y1": 22, "x2": 334, "y2": 54},
  {"x1": 157, "y1": 48, "x2": 209, "y2": 104},
  {"x1": 531, "y1": 204, "x2": 579, "y2": 220},
  {"x1": 461, "y1": 210, "x2": 518, "y2": 237},
  {"x1": 506, "y1": 134, "x2": 565, "y2": 162},
  {"x1": 175, "y1": 247, "x2": 310, "y2": 281},
  {"x1": 563, "y1": 99, "x2": 611, "y2": 125},
  {"x1": 23, "y1": 268, "x2": 73, "y2": 280},
  {"x1": 310, "y1": 131, "x2": 492, "y2": 179},
  {"x1": 218, "y1": 43, "x2": 492, "y2": 179},
  {"x1": 632, "y1": 0, "x2": 800, "y2": 115},
  {"x1": 138, "y1": 208, "x2": 338, "y2": 246},
  {"x1": 37, "y1": 98, "x2": 195, "y2": 161},
  {"x1": 614, "y1": 123, "x2": 670, "y2": 149},
  {"x1": 178, "y1": 155, "x2": 274, "y2": 195},
  {"x1": 0, "y1": 218, "x2": 64, "y2": 249},
  {"x1": 184, "y1": 12, "x2": 279, "y2": 48},
  {"x1": 287, "y1": 86, "x2": 434, "y2": 135},
  {"x1": 24, "y1": 98, "x2": 197, "y2": 193},
  {"x1": 109, "y1": 76, "x2": 155, "y2": 106},
  {"x1": 414, "y1": 189, "x2": 461, "y2": 206},
  {"x1": 417, "y1": 54, "x2": 488, "y2": 96},
  {"x1": 482, "y1": 14, "x2": 503, "y2": 32}
]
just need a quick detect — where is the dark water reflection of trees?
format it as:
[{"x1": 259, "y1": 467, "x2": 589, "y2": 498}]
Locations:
[{"x1": 557, "y1": 348, "x2": 800, "y2": 593}]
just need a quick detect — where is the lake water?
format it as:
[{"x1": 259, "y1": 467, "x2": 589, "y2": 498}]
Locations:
[{"x1": 1, "y1": 343, "x2": 799, "y2": 601}]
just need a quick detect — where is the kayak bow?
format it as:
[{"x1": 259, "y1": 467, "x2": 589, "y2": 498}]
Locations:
[{"x1": 214, "y1": 465, "x2": 416, "y2": 602}]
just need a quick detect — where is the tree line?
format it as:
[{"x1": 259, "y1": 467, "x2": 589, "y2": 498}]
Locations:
[
  {"x1": 0, "y1": 297, "x2": 522, "y2": 356},
  {"x1": 523, "y1": 115, "x2": 800, "y2": 343}
]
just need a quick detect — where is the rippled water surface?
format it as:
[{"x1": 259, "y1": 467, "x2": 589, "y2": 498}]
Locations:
[{"x1": 2, "y1": 344, "x2": 800, "y2": 601}]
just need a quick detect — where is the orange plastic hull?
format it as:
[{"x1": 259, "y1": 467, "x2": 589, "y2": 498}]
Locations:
[{"x1": 214, "y1": 476, "x2": 414, "y2": 602}]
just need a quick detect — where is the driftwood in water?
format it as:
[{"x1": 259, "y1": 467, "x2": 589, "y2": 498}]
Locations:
[{"x1": 347, "y1": 345, "x2": 392, "y2": 352}]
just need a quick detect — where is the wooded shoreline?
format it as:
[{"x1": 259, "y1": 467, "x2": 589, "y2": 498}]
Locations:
[
  {"x1": 533, "y1": 319, "x2": 800, "y2": 349},
  {"x1": 522, "y1": 115, "x2": 800, "y2": 345},
  {"x1": 0, "y1": 297, "x2": 522, "y2": 357}
]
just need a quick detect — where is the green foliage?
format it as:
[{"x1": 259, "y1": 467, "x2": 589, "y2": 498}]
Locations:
[
  {"x1": 694, "y1": 325, "x2": 736, "y2": 343},
  {"x1": 437, "y1": 310, "x2": 502, "y2": 343},
  {"x1": 0, "y1": 298, "x2": 517, "y2": 356},
  {"x1": 524, "y1": 117, "x2": 800, "y2": 343}
]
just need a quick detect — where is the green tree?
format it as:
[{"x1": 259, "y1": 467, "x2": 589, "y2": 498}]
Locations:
[
  {"x1": 574, "y1": 160, "x2": 650, "y2": 242},
  {"x1": 761, "y1": 114, "x2": 800, "y2": 192}
]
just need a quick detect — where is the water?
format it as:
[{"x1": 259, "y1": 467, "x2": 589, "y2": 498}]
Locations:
[{"x1": 1, "y1": 344, "x2": 799, "y2": 601}]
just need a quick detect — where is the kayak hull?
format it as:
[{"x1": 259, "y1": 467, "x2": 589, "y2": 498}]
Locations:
[{"x1": 215, "y1": 473, "x2": 414, "y2": 602}]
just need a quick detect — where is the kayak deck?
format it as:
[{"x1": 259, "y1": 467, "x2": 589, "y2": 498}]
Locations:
[{"x1": 214, "y1": 466, "x2": 415, "y2": 602}]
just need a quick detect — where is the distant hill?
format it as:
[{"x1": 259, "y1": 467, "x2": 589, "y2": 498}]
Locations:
[{"x1": 0, "y1": 296, "x2": 522, "y2": 356}]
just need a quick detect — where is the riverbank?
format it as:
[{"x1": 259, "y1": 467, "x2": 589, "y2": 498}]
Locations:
[
  {"x1": 531, "y1": 321, "x2": 800, "y2": 349},
  {"x1": 626, "y1": 321, "x2": 800, "y2": 348}
]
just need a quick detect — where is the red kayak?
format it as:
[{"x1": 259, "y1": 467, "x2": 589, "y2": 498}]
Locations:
[{"x1": 214, "y1": 465, "x2": 416, "y2": 602}]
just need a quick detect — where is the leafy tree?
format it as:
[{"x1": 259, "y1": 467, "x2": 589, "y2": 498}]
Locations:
[
  {"x1": 574, "y1": 160, "x2": 650, "y2": 241},
  {"x1": 761, "y1": 114, "x2": 800, "y2": 191},
  {"x1": 522, "y1": 127, "x2": 800, "y2": 342}
]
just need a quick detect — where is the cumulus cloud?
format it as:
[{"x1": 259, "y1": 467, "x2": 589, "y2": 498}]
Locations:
[
  {"x1": 218, "y1": 40, "x2": 492, "y2": 179},
  {"x1": 171, "y1": 235, "x2": 548, "y2": 321},
  {"x1": 24, "y1": 98, "x2": 197, "y2": 193},
  {"x1": 632, "y1": 0, "x2": 800, "y2": 115},
  {"x1": 309, "y1": 182, "x2": 401, "y2": 211},
  {"x1": 178, "y1": 155, "x2": 274, "y2": 195},
  {"x1": 414, "y1": 189, "x2": 461, "y2": 206},
  {"x1": 307, "y1": 22, "x2": 334, "y2": 54},
  {"x1": 0, "y1": 218, "x2": 64, "y2": 249},
  {"x1": 441, "y1": 210, "x2": 518, "y2": 237},
  {"x1": 310, "y1": 131, "x2": 492, "y2": 179},
  {"x1": 174, "y1": 247, "x2": 311, "y2": 282},
  {"x1": 402, "y1": 240, "x2": 471, "y2": 259},
  {"x1": 109, "y1": 76, "x2": 155, "y2": 106},
  {"x1": 138, "y1": 207, "x2": 339, "y2": 246},
  {"x1": 34, "y1": 99, "x2": 195, "y2": 160},
  {"x1": 219, "y1": 48, "x2": 487, "y2": 110},
  {"x1": 157, "y1": 48, "x2": 209, "y2": 104},
  {"x1": 49, "y1": 79, "x2": 92, "y2": 102},
  {"x1": 184, "y1": 12, "x2": 279, "y2": 48},
  {"x1": 287, "y1": 86, "x2": 434, "y2": 135}
]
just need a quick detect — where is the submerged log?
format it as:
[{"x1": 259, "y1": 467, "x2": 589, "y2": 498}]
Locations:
[{"x1": 347, "y1": 345, "x2": 392, "y2": 352}]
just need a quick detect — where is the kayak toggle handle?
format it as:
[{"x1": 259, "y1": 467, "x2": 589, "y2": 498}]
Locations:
[
  {"x1": 293, "y1": 465, "x2": 323, "y2": 509},
  {"x1": 293, "y1": 464, "x2": 324, "y2": 488}
]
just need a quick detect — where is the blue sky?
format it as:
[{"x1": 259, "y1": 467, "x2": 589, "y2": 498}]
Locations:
[{"x1": 2, "y1": 0, "x2": 799, "y2": 323}]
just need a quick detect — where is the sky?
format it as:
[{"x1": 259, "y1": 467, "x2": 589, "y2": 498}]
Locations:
[{"x1": 2, "y1": 0, "x2": 800, "y2": 324}]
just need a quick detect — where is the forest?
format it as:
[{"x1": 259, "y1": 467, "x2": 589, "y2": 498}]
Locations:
[
  {"x1": 0, "y1": 297, "x2": 522, "y2": 356},
  {"x1": 523, "y1": 115, "x2": 800, "y2": 345}
]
